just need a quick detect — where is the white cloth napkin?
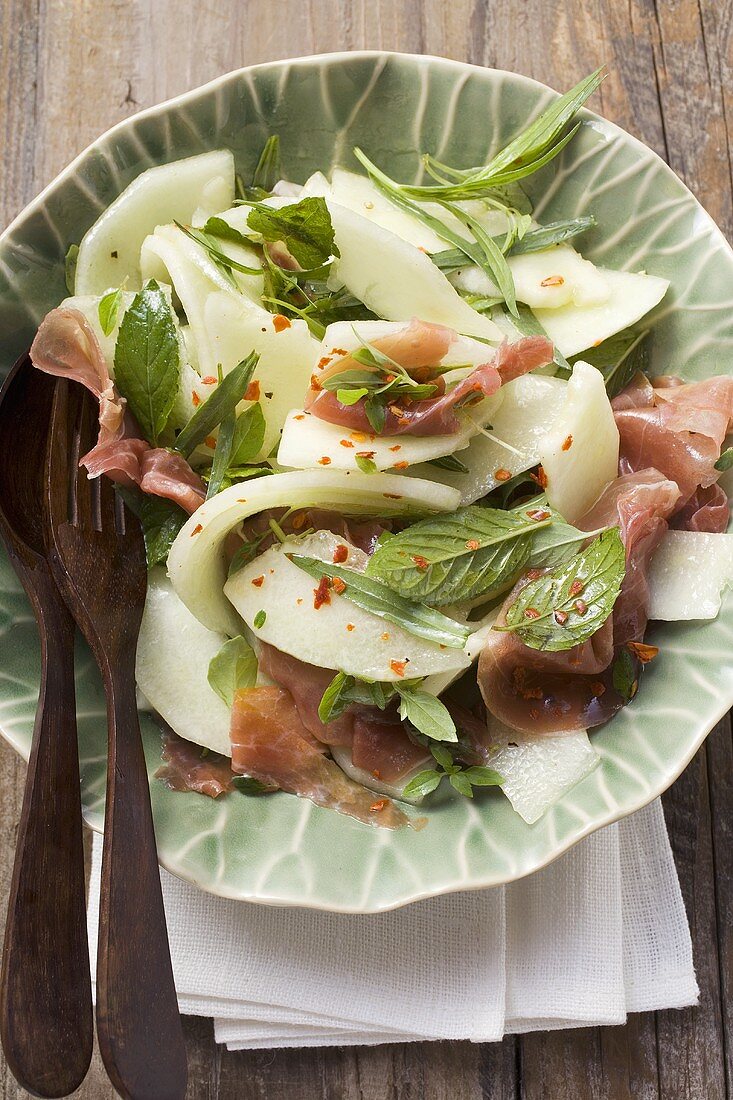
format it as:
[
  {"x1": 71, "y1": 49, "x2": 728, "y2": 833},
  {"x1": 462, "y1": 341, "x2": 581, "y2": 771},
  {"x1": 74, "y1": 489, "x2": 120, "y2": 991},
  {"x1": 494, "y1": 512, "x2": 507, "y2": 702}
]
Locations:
[{"x1": 86, "y1": 798, "x2": 698, "y2": 1049}]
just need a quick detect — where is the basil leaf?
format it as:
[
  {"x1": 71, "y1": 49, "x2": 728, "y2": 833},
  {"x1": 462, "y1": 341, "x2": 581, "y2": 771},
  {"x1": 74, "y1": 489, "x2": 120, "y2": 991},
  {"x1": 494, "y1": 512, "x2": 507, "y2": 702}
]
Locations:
[
  {"x1": 247, "y1": 197, "x2": 338, "y2": 269},
  {"x1": 206, "y1": 410, "x2": 236, "y2": 499},
  {"x1": 231, "y1": 775, "x2": 272, "y2": 794},
  {"x1": 366, "y1": 506, "x2": 552, "y2": 606},
  {"x1": 462, "y1": 766, "x2": 504, "y2": 786},
  {"x1": 571, "y1": 329, "x2": 649, "y2": 398},
  {"x1": 230, "y1": 402, "x2": 266, "y2": 465},
  {"x1": 364, "y1": 395, "x2": 386, "y2": 434},
  {"x1": 715, "y1": 447, "x2": 733, "y2": 472},
  {"x1": 431, "y1": 744, "x2": 455, "y2": 771},
  {"x1": 396, "y1": 687, "x2": 457, "y2": 743},
  {"x1": 253, "y1": 135, "x2": 281, "y2": 193},
  {"x1": 318, "y1": 671, "x2": 396, "y2": 723},
  {"x1": 499, "y1": 528, "x2": 626, "y2": 651},
  {"x1": 450, "y1": 772, "x2": 474, "y2": 797},
  {"x1": 117, "y1": 488, "x2": 186, "y2": 568},
  {"x1": 64, "y1": 243, "x2": 79, "y2": 294},
  {"x1": 113, "y1": 280, "x2": 180, "y2": 446},
  {"x1": 402, "y1": 770, "x2": 442, "y2": 799},
  {"x1": 253, "y1": 610, "x2": 267, "y2": 629},
  {"x1": 174, "y1": 353, "x2": 258, "y2": 458},
  {"x1": 289, "y1": 556, "x2": 471, "y2": 649},
  {"x1": 427, "y1": 454, "x2": 469, "y2": 474},
  {"x1": 337, "y1": 387, "x2": 368, "y2": 405},
  {"x1": 207, "y1": 635, "x2": 258, "y2": 707},
  {"x1": 98, "y1": 286, "x2": 124, "y2": 337}
]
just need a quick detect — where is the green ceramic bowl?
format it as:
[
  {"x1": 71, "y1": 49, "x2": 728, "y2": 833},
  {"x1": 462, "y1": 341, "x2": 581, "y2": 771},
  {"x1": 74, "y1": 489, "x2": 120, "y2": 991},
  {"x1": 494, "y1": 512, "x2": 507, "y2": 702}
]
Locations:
[{"x1": 1, "y1": 52, "x2": 731, "y2": 912}]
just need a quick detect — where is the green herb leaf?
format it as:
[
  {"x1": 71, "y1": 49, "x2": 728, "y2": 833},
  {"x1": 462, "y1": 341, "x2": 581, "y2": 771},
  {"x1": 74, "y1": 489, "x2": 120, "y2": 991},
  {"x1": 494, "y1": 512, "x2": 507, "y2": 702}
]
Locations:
[
  {"x1": 612, "y1": 646, "x2": 638, "y2": 703},
  {"x1": 201, "y1": 216, "x2": 251, "y2": 246},
  {"x1": 402, "y1": 770, "x2": 443, "y2": 799},
  {"x1": 355, "y1": 454, "x2": 378, "y2": 474},
  {"x1": 396, "y1": 686, "x2": 457, "y2": 742},
  {"x1": 174, "y1": 353, "x2": 259, "y2": 458},
  {"x1": 571, "y1": 329, "x2": 649, "y2": 398},
  {"x1": 449, "y1": 771, "x2": 474, "y2": 797},
  {"x1": 64, "y1": 243, "x2": 79, "y2": 294},
  {"x1": 462, "y1": 766, "x2": 504, "y2": 786},
  {"x1": 227, "y1": 530, "x2": 271, "y2": 577},
  {"x1": 98, "y1": 285, "x2": 124, "y2": 337},
  {"x1": 230, "y1": 402, "x2": 266, "y2": 465},
  {"x1": 510, "y1": 216, "x2": 596, "y2": 254},
  {"x1": 253, "y1": 135, "x2": 281, "y2": 193},
  {"x1": 206, "y1": 410, "x2": 236, "y2": 499},
  {"x1": 253, "y1": 610, "x2": 267, "y2": 629},
  {"x1": 174, "y1": 222, "x2": 262, "y2": 286},
  {"x1": 117, "y1": 488, "x2": 187, "y2": 568},
  {"x1": 113, "y1": 280, "x2": 180, "y2": 446},
  {"x1": 430, "y1": 743, "x2": 455, "y2": 771},
  {"x1": 441, "y1": 201, "x2": 518, "y2": 316},
  {"x1": 289, "y1": 556, "x2": 471, "y2": 649},
  {"x1": 318, "y1": 671, "x2": 396, "y2": 723},
  {"x1": 247, "y1": 197, "x2": 338, "y2": 269},
  {"x1": 337, "y1": 387, "x2": 369, "y2": 406},
  {"x1": 231, "y1": 775, "x2": 273, "y2": 794},
  {"x1": 715, "y1": 447, "x2": 733, "y2": 472},
  {"x1": 526, "y1": 506, "x2": 604, "y2": 566},
  {"x1": 207, "y1": 635, "x2": 258, "y2": 706},
  {"x1": 364, "y1": 395, "x2": 386, "y2": 434},
  {"x1": 499, "y1": 528, "x2": 626, "y2": 651},
  {"x1": 427, "y1": 454, "x2": 469, "y2": 474},
  {"x1": 500, "y1": 303, "x2": 570, "y2": 376},
  {"x1": 366, "y1": 506, "x2": 552, "y2": 606}
]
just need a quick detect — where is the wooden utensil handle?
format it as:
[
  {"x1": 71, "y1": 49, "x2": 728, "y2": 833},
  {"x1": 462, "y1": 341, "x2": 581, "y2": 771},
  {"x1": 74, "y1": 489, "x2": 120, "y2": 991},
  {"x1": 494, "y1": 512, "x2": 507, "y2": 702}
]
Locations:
[
  {"x1": 96, "y1": 651, "x2": 187, "y2": 1100},
  {"x1": 0, "y1": 577, "x2": 93, "y2": 1098}
]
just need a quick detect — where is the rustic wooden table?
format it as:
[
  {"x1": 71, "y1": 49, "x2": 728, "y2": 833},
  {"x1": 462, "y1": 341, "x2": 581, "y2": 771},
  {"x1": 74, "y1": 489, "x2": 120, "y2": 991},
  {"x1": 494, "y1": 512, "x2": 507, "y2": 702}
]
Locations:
[{"x1": 1, "y1": 1, "x2": 731, "y2": 1097}]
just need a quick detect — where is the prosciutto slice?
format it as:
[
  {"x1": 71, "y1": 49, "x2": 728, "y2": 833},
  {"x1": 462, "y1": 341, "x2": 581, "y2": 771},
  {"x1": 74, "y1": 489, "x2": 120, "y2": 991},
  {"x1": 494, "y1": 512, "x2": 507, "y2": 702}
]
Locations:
[
  {"x1": 477, "y1": 469, "x2": 680, "y2": 735},
  {"x1": 230, "y1": 687, "x2": 410, "y2": 828},
  {"x1": 613, "y1": 373, "x2": 733, "y2": 508},
  {"x1": 671, "y1": 483, "x2": 729, "y2": 533},
  {"x1": 30, "y1": 306, "x2": 205, "y2": 514},
  {"x1": 258, "y1": 643, "x2": 353, "y2": 746},
  {"x1": 307, "y1": 332, "x2": 553, "y2": 436},
  {"x1": 156, "y1": 731, "x2": 235, "y2": 798},
  {"x1": 351, "y1": 713, "x2": 431, "y2": 783}
]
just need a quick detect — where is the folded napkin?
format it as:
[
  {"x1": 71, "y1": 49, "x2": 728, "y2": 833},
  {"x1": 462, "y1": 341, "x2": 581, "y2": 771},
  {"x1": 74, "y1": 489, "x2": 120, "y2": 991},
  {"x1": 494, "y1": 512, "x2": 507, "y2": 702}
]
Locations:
[{"x1": 87, "y1": 798, "x2": 698, "y2": 1049}]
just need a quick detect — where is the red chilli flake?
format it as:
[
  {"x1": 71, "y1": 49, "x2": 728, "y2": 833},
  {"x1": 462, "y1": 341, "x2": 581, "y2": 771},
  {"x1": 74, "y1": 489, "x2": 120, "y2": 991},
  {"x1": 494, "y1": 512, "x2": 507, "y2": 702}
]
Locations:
[
  {"x1": 201, "y1": 375, "x2": 217, "y2": 385},
  {"x1": 333, "y1": 544, "x2": 349, "y2": 564},
  {"x1": 561, "y1": 434, "x2": 573, "y2": 452},
  {"x1": 524, "y1": 608, "x2": 541, "y2": 620},
  {"x1": 310, "y1": 374, "x2": 322, "y2": 391},
  {"x1": 412, "y1": 555, "x2": 429, "y2": 570},
  {"x1": 591, "y1": 681, "x2": 606, "y2": 697},
  {"x1": 331, "y1": 577, "x2": 346, "y2": 595},
  {"x1": 465, "y1": 539, "x2": 480, "y2": 551},
  {"x1": 554, "y1": 610, "x2": 569, "y2": 625},
  {"x1": 370, "y1": 799, "x2": 388, "y2": 813},
  {"x1": 381, "y1": 632, "x2": 391, "y2": 641},
  {"x1": 313, "y1": 577, "x2": 331, "y2": 609},
  {"x1": 383, "y1": 492, "x2": 401, "y2": 499},
  {"x1": 191, "y1": 523, "x2": 203, "y2": 536},
  {"x1": 294, "y1": 414, "x2": 306, "y2": 421},
  {"x1": 541, "y1": 275, "x2": 565, "y2": 287},
  {"x1": 204, "y1": 435, "x2": 217, "y2": 450},
  {"x1": 530, "y1": 466, "x2": 548, "y2": 489},
  {"x1": 251, "y1": 575, "x2": 265, "y2": 588},
  {"x1": 356, "y1": 450, "x2": 376, "y2": 460},
  {"x1": 389, "y1": 445, "x2": 402, "y2": 452},
  {"x1": 569, "y1": 579, "x2": 585, "y2": 597},
  {"x1": 317, "y1": 356, "x2": 332, "y2": 369},
  {"x1": 526, "y1": 568, "x2": 544, "y2": 580},
  {"x1": 628, "y1": 641, "x2": 659, "y2": 664},
  {"x1": 390, "y1": 660, "x2": 407, "y2": 676},
  {"x1": 527, "y1": 508, "x2": 551, "y2": 522},
  {"x1": 191, "y1": 391, "x2": 202, "y2": 407},
  {"x1": 244, "y1": 380, "x2": 261, "y2": 401},
  {"x1": 340, "y1": 439, "x2": 354, "y2": 448},
  {"x1": 574, "y1": 599, "x2": 588, "y2": 616},
  {"x1": 346, "y1": 623, "x2": 355, "y2": 632},
  {"x1": 494, "y1": 468, "x2": 512, "y2": 482},
  {"x1": 291, "y1": 512, "x2": 306, "y2": 530},
  {"x1": 392, "y1": 460, "x2": 409, "y2": 470},
  {"x1": 331, "y1": 347, "x2": 348, "y2": 356},
  {"x1": 273, "y1": 314, "x2": 291, "y2": 332},
  {"x1": 318, "y1": 456, "x2": 332, "y2": 465}
]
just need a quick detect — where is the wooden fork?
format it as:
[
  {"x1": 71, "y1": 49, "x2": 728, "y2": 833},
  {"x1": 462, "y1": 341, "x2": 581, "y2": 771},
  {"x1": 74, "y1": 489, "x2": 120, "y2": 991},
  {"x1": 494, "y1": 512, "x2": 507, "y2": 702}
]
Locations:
[{"x1": 46, "y1": 381, "x2": 187, "y2": 1100}]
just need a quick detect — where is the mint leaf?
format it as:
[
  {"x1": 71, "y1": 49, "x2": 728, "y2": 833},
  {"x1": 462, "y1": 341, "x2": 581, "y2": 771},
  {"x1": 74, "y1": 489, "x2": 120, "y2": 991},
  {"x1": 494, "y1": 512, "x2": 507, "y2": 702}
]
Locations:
[
  {"x1": 253, "y1": 610, "x2": 266, "y2": 629},
  {"x1": 98, "y1": 286, "x2": 124, "y2": 337},
  {"x1": 355, "y1": 454, "x2": 377, "y2": 474},
  {"x1": 230, "y1": 402, "x2": 266, "y2": 465},
  {"x1": 402, "y1": 770, "x2": 442, "y2": 799},
  {"x1": 366, "y1": 506, "x2": 552, "y2": 606},
  {"x1": 174, "y1": 353, "x2": 259, "y2": 457},
  {"x1": 396, "y1": 686, "x2": 457, "y2": 742},
  {"x1": 571, "y1": 329, "x2": 648, "y2": 398},
  {"x1": 715, "y1": 446, "x2": 733, "y2": 472},
  {"x1": 612, "y1": 646, "x2": 638, "y2": 703},
  {"x1": 207, "y1": 635, "x2": 258, "y2": 707},
  {"x1": 290, "y1": 556, "x2": 470, "y2": 650},
  {"x1": 247, "y1": 197, "x2": 338, "y2": 269},
  {"x1": 500, "y1": 528, "x2": 626, "y2": 651},
  {"x1": 318, "y1": 671, "x2": 396, "y2": 723},
  {"x1": 117, "y1": 488, "x2": 186, "y2": 568},
  {"x1": 175, "y1": 222, "x2": 261, "y2": 287},
  {"x1": 201, "y1": 216, "x2": 251, "y2": 246},
  {"x1": 113, "y1": 280, "x2": 180, "y2": 446}
]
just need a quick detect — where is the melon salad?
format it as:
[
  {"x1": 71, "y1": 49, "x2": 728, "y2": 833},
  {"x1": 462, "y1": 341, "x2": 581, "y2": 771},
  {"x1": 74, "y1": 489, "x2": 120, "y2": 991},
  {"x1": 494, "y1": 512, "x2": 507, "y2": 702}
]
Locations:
[{"x1": 30, "y1": 69, "x2": 733, "y2": 830}]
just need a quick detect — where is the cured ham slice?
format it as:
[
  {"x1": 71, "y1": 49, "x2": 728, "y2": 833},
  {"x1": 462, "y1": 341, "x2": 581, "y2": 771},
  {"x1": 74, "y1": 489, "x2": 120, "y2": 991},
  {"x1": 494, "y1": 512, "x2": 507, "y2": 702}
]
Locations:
[
  {"x1": 613, "y1": 373, "x2": 733, "y2": 505},
  {"x1": 156, "y1": 730, "x2": 235, "y2": 798},
  {"x1": 258, "y1": 643, "x2": 353, "y2": 746},
  {"x1": 230, "y1": 687, "x2": 410, "y2": 828},
  {"x1": 30, "y1": 306, "x2": 205, "y2": 513},
  {"x1": 313, "y1": 318, "x2": 455, "y2": 389},
  {"x1": 307, "y1": 334, "x2": 553, "y2": 436},
  {"x1": 671, "y1": 483, "x2": 729, "y2": 533},
  {"x1": 477, "y1": 469, "x2": 680, "y2": 735},
  {"x1": 351, "y1": 713, "x2": 431, "y2": 783}
]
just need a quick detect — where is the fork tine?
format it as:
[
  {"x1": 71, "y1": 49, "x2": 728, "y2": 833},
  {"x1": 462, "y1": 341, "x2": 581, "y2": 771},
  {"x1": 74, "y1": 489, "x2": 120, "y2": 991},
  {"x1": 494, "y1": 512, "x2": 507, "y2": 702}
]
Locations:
[
  {"x1": 71, "y1": 390, "x2": 98, "y2": 531},
  {"x1": 96, "y1": 467, "x2": 118, "y2": 534},
  {"x1": 46, "y1": 380, "x2": 73, "y2": 531}
]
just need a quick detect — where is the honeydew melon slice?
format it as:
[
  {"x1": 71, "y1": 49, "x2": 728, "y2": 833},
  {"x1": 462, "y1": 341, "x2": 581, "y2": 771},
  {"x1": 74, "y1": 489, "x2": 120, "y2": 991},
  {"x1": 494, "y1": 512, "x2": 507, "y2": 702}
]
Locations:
[
  {"x1": 452, "y1": 244, "x2": 611, "y2": 311},
  {"x1": 75, "y1": 150, "x2": 235, "y2": 295},
  {"x1": 648, "y1": 531, "x2": 733, "y2": 620},
  {"x1": 277, "y1": 396, "x2": 500, "y2": 473},
  {"x1": 407, "y1": 373, "x2": 568, "y2": 505},
  {"x1": 538, "y1": 361, "x2": 619, "y2": 524},
  {"x1": 167, "y1": 469, "x2": 462, "y2": 635},
  {"x1": 422, "y1": 610, "x2": 499, "y2": 697},
  {"x1": 136, "y1": 569, "x2": 233, "y2": 757},
  {"x1": 224, "y1": 544, "x2": 471, "y2": 681},
  {"x1": 534, "y1": 267, "x2": 669, "y2": 358},
  {"x1": 486, "y1": 725, "x2": 600, "y2": 824}
]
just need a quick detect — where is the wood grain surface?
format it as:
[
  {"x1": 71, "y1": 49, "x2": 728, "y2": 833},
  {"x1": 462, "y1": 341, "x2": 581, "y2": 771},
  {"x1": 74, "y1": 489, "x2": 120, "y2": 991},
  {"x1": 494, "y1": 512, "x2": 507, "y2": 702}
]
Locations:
[{"x1": 0, "y1": 1, "x2": 731, "y2": 1097}]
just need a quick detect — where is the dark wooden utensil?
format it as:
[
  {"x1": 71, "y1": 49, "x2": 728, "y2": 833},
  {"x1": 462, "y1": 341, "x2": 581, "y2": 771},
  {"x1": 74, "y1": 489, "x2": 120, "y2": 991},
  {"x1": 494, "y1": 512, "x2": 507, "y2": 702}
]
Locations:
[
  {"x1": 0, "y1": 357, "x2": 93, "y2": 1098},
  {"x1": 46, "y1": 381, "x2": 187, "y2": 1100}
]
